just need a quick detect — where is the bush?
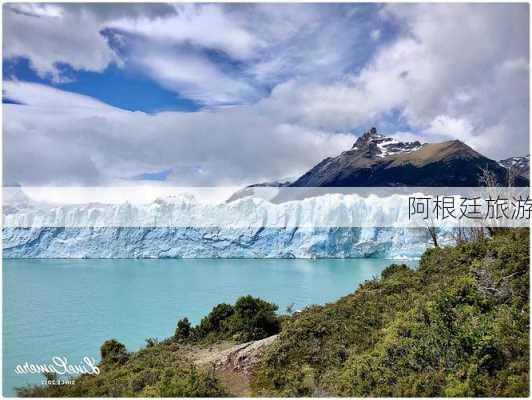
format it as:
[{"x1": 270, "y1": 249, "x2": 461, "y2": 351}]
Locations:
[
  {"x1": 230, "y1": 295, "x2": 280, "y2": 341},
  {"x1": 18, "y1": 340, "x2": 227, "y2": 397},
  {"x1": 196, "y1": 303, "x2": 234, "y2": 338},
  {"x1": 145, "y1": 337, "x2": 159, "y2": 348},
  {"x1": 380, "y1": 263, "x2": 412, "y2": 280},
  {"x1": 100, "y1": 339, "x2": 129, "y2": 364},
  {"x1": 179, "y1": 296, "x2": 281, "y2": 343},
  {"x1": 175, "y1": 318, "x2": 191, "y2": 340}
]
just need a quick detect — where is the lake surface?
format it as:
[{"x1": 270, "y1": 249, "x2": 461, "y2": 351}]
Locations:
[{"x1": 3, "y1": 258, "x2": 416, "y2": 395}]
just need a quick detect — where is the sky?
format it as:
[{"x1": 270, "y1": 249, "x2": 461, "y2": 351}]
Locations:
[{"x1": 2, "y1": 3, "x2": 530, "y2": 187}]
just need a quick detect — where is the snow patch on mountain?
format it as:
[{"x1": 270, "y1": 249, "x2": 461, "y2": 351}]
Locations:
[
  {"x1": 351, "y1": 127, "x2": 424, "y2": 158},
  {"x1": 499, "y1": 155, "x2": 529, "y2": 170}
]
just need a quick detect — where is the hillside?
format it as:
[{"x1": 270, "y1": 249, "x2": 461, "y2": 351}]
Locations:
[{"x1": 251, "y1": 229, "x2": 529, "y2": 396}]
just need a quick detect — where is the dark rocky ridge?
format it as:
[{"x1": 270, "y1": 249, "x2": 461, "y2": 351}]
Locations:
[
  {"x1": 289, "y1": 128, "x2": 528, "y2": 187},
  {"x1": 227, "y1": 128, "x2": 529, "y2": 203},
  {"x1": 499, "y1": 155, "x2": 530, "y2": 178}
]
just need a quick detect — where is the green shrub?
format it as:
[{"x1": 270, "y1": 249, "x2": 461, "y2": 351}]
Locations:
[
  {"x1": 175, "y1": 317, "x2": 192, "y2": 340},
  {"x1": 229, "y1": 295, "x2": 280, "y2": 341},
  {"x1": 196, "y1": 303, "x2": 234, "y2": 338},
  {"x1": 380, "y1": 263, "x2": 412, "y2": 280},
  {"x1": 17, "y1": 340, "x2": 227, "y2": 397},
  {"x1": 100, "y1": 339, "x2": 129, "y2": 364},
  {"x1": 182, "y1": 296, "x2": 281, "y2": 343}
]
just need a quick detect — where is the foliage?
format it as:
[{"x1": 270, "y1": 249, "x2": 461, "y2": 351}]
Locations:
[
  {"x1": 230, "y1": 295, "x2": 280, "y2": 341},
  {"x1": 144, "y1": 337, "x2": 159, "y2": 348},
  {"x1": 175, "y1": 317, "x2": 192, "y2": 340},
  {"x1": 17, "y1": 295, "x2": 280, "y2": 397},
  {"x1": 16, "y1": 340, "x2": 226, "y2": 397},
  {"x1": 186, "y1": 295, "x2": 280, "y2": 343},
  {"x1": 100, "y1": 339, "x2": 129, "y2": 364},
  {"x1": 251, "y1": 229, "x2": 529, "y2": 397},
  {"x1": 195, "y1": 303, "x2": 235, "y2": 339}
]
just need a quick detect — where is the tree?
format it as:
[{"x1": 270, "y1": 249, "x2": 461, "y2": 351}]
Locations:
[
  {"x1": 197, "y1": 303, "x2": 234, "y2": 337},
  {"x1": 478, "y1": 166, "x2": 519, "y2": 236},
  {"x1": 100, "y1": 339, "x2": 129, "y2": 364},
  {"x1": 285, "y1": 303, "x2": 295, "y2": 315},
  {"x1": 426, "y1": 215, "x2": 439, "y2": 248},
  {"x1": 175, "y1": 318, "x2": 192, "y2": 340},
  {"x1": 230, "y1": 295, "x2": 280, "y2": 341}
]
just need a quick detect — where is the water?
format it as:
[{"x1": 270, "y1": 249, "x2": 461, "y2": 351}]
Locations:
[{"x1": 3, "y1": 258, "x2": 416, "y2": 395}]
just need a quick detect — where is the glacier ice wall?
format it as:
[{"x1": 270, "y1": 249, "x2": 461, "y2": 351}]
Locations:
[
  {"x1": 2, "y1": 193, "x2": 452, "y2": 258},
  {"x1": 2, "y1": 227, "x2": 438, "y2": 259}
]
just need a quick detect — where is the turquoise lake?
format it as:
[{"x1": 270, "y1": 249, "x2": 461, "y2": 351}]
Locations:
[{"x1": 3, "y1": 258, "x2": 417, "y2": 395}]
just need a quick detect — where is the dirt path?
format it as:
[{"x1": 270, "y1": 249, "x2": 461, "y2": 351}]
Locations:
[{"x1": 193, "y1": 335, "x2": 278, "y2": 396}]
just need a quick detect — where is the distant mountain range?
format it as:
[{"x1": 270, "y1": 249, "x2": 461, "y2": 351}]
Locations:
[{"x1": 229, "y1": 128, "x2": 529, "y2": 202}]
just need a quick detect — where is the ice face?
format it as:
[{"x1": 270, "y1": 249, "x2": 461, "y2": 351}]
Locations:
[
  {"x1": 2, "y1": 193, "x2": 452, "y2": 259},
  {"x1": 2, "y1": 227, "x2": 440, "y2": 259}
]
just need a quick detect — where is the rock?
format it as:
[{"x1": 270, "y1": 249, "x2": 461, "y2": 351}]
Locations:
[
  {"x1": 195, "y1": 335, "x2": 278, "y2": 373},
  {"x1": 285, "y1": 128, "x2": 528, "y2": 190}
]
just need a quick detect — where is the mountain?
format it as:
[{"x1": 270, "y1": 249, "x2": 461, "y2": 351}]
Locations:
[
  {"x1": 290, "y1": 127, "x2": 528, "y2": 187},
  {"x1": 230, "y1": 128, "x2": 528, "y2": 203},
  {"x1": 499, "y1": 155, "x2": 530, "y2": 179},
  {"x1": 3, "y1": 185, "x2": 38, "y2": 214},
  {"x1": 226, "y1": 179, "x2": 293, "y2": 203}
]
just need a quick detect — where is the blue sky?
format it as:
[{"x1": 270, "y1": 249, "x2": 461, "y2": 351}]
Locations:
[
  {"x1": 3, "y1": 58, "x2": 200, "y2": 112},
  {"x1": 3, "y1": 3, "x2": 391, "y2": 112},
  {"x1": 2, "y1": 3, "x2": 529, "y2": 186}
]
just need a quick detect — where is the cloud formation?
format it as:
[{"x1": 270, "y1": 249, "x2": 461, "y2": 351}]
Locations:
[
  {"x1": 4, "y1": 4, "x2": 120, "y2": 81},
  {"x1": 3, "y1": 81, "x2": 354, "y2": 185},
  {"x1": 3, "y1": 3, "x2": 529, "y2": 186}
]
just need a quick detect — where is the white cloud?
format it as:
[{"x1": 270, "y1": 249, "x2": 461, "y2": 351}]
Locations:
[
  {"x1": 3, "y1": 4, "x2": 121, "y2": 81},
  {"x1": 422, "y1": 115, "x2": 480, "y2": 149},
  {"x1": 2, "y1": 4, "x2": 529, "y2": 186},
  {"x1": 129, "y1": 46, "x2": 259, "y2": 105},
  {"x1": 9, "y1": 4, "x2": 64, "y2": 18},
  {"x1": 396, "y1": 3, "x2": 529, "y2": 157},
  {"x1": 3, "y1": 81, "x2": 114, "y2": 110},
  {"x1": 107, "y1": 4, "x2": 260, "y2": 60},
  {"x1": 261, "y1": 4, "x2": 529, "y2": 158},
  {"x1": 4, "y1": 4, "x2": 378, "y2": 104},
  {"x1": 3, "y1": 81, "x2": 354, "y2": 186}
]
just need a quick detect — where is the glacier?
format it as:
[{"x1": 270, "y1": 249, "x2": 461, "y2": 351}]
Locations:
[{"x1": 2, "y1": 192, "x2": 452, "y2": 259}]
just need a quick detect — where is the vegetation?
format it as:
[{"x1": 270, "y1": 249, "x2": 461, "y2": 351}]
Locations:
[
  {"x1": 17, "y1": 295, "x2": 281, "y2": 397},
  {"x1": 251, "y1": 229, "x2": 529, "y2": 397},
  {"x1": 176, "y1": 295, "x2": 281, "y2": 343},
  {"x1": 16, "y1": 337, "x2": 226, "y2": 397},
  {"x1": 100, "y1": 339, "x2": 129, "y2": 364},
  {"x1": 17, "y1": 230, "x2": 529, "y2": 397}
]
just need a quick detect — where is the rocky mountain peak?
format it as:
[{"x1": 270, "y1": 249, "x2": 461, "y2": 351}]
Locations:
[
  {"x1": 351, "y1": 127, "x2": 423, "y2": 158},
  {"x1": 352, "y1": 127, "x2": 382, "y2": 149},
  {"x1": 499, "y1": 154, "x2": 529, "y2": 169},
  {"x1": 498, "y1": 154, "x2": 530, "y2": 178}
]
